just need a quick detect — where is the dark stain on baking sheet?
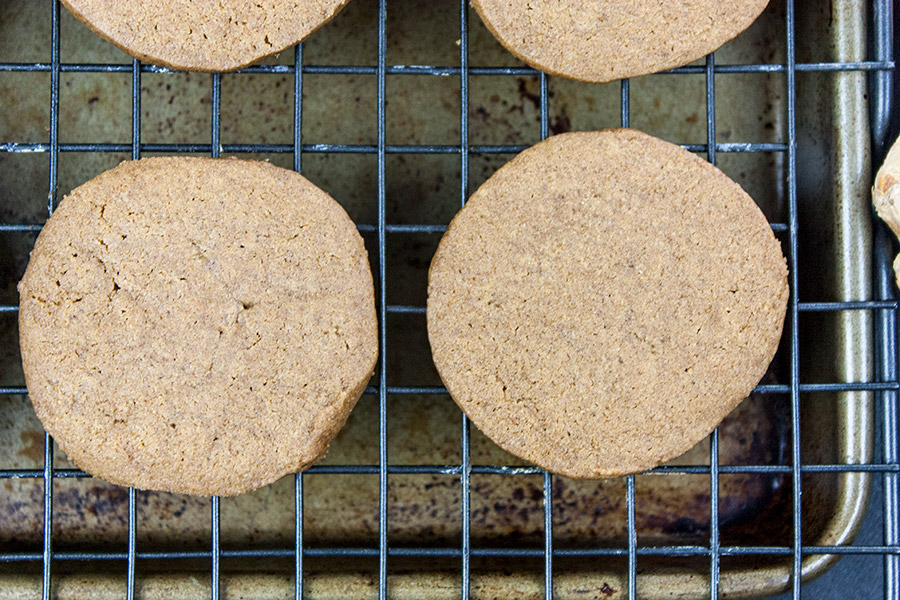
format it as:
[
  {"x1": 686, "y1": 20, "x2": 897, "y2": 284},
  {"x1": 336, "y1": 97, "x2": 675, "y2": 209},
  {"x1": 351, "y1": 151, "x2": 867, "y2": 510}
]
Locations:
[
  {"x1": 17, "y1": 430, "x2": 44, "y2": 465},
  {"x1": 0, "y1": 386, "x2": 789, "y2": 555}
]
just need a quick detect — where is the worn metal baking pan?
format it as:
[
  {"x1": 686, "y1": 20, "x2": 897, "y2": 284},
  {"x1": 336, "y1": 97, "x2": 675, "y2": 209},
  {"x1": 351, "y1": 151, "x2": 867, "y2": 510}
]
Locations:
[{"x1": 0, "y1": 0, "x2": 875, "y2": 597}]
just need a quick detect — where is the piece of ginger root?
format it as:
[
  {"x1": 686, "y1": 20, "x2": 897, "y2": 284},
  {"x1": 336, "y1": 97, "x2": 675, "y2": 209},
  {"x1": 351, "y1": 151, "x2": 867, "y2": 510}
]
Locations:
[{"x1": 874, "y1": 139, "x2": 900, "y2": 287}]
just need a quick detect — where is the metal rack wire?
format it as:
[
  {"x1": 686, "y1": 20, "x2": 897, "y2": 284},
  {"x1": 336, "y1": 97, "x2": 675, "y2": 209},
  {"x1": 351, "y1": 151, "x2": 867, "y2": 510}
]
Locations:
[{"x1": 0, "y1": 0, "x2": 898, "y2": 599}]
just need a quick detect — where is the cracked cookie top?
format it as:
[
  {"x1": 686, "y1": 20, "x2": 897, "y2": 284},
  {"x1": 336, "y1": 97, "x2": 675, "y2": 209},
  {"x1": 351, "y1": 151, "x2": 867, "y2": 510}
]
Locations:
[
  {"x1": 60, "y1": 0, "x2": 353, "y2": 72},
  {"x1": 426, "y1": 129, "x2": 788, "y2": 478},
  {"x1": 18, "y1": 156, "x2": 378, "y2": 495}
]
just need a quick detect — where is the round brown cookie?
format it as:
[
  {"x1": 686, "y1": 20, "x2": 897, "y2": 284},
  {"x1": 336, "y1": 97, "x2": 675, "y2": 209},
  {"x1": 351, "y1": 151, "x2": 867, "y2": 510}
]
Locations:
[
  {"x1": 427, "y1": 129, "x2": 788, "y2": 478},
  {"x1": 60, "y1": 0, "x2": 352, "y2": 72},
  {"x1": 18, "y1": 157, "x2": 378, "y2": 495},
  {"x1": 471, "y1": 0, "x2": 770, "y2": 83}
]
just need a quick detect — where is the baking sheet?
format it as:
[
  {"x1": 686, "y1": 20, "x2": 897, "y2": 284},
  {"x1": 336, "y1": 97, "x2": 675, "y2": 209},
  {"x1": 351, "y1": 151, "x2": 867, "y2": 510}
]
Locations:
[{"x1": 0, "y1": 0, "x2": 875, "y2": 597}]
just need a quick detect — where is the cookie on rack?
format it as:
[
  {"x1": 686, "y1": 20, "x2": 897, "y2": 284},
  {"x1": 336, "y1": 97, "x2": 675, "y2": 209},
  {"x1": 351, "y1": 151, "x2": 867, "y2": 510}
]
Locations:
[
  {"x1": 18, "y1": 157, "x2": 378, "y2": 496},
  {"x1": 427, "y1": 129, "x2": 788, "y2": 478},
  {"x1": 60, "y1": 0, "x2": 353, "y2": 71},
  {"x1": 874, "y1": 136, "x2": 900, "y2": 287},
  {"x1": 471, "y1": 0, "x2": 770, "y2": 82}
]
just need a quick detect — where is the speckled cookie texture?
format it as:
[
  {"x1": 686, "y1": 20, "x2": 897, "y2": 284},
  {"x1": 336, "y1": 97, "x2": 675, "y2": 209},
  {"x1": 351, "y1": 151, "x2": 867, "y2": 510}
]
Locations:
[
  {"x1": 18, "y1": 157, "x2": 378, "y2": 495},
  {"x1": 471, "y1": 0, "x2": 771, "y2": 82},
  {"x1": 59, "y1": 0, "x2": 352, "y2": 71},
  {"x1": 427, "y1": 129, "x2": 788, "y2": 478}
]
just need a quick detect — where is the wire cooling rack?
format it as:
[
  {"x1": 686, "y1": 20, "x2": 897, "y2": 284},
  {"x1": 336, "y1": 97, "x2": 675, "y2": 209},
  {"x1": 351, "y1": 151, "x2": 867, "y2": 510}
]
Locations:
[{"x1": 0, "y1": 1, "x2": 898, "y2": 599}]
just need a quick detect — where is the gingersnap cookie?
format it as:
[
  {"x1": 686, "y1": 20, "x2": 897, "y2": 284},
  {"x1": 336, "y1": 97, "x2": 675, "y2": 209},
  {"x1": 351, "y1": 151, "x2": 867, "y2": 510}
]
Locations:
[
  {"x1": 60, "y1": 0, "x2": 352, "y2": 71},
  {"x1": 427, "y1": 129, "x2": 788, "y2": 478},
  {"x1": 18, "y1": 157, "x2": 378, "y2": 495},
  {"x1": 471, "y1": 0, "x2": 770, "y2": 82}
]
